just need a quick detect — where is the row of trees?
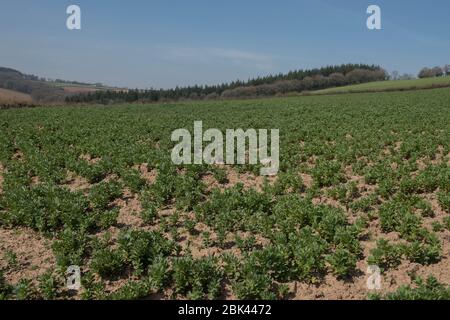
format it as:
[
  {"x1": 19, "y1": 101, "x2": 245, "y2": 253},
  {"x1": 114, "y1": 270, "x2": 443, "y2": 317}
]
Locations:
[
  {"x1": 418, "y1": 65, "x2": 450, "y2": 78},
  {"x1": 221, "y1": 68, "x2": 387, "y2": 99},
  {"x1": 66, "y1": 64, "x2": 386, "y2": 104}
]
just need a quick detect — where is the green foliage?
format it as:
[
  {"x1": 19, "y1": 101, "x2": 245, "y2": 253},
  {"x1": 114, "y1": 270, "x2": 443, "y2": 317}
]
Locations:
[
  {"x1": 89, "y1": 181, "x2": 123, "y2": 210},
  {"x1": 118, "y1": 229, "x2": 177, "y2": 276},
  {"x1": 326, "y1": 246, "x2": 357, "y2": 278},
  {"x1": 96, "y1": 208, "x2": 119, "y2": 229},
  {"x1": 368, "y1": 239, "x2": 405, "y2": 271},
  {"x1": 90, "y1": 247, "x2": 125, "y2": 278},
  {"x1": 38, "y1": 271, "x2": 59, "y2": 300},
  {"x1": 148, "y1": 256, "x2": 172, "y2": 292},
  {"x1": 1, "y1": 86, "x2": 449, "y2": 300},
  {"x1": 4, "y1": 250, "x2": 18, "y2": 270},
  {"x1": 311, "y1": 160, "x2": 345, "y2": 187},
  {"x1": 14, "y1": 279, "x2": 35, "y2": 300},
  {"x1": 431, "y1": 221, "x2": 444, "y2": 233},
  {"x1": 232, "y1": 273, "x2": 275, "y2": 300},
  {"x1": 273, "y1": 171, "x2": 305, "y2": 194},
  {"x1": 212, "y1": 168, "x2": 228, "y2": 184},
  {"x1": 371, "y1": 276, "x2": 450, "y2": 300},
  {"x1": 52, "y1": 228, "x2": 89, "y2": 268},
  {"x1": 80, "y1": 271, "x2": 106, "y2": 300},
  {"x1": 2, "y1": 183, "x2": 91, "y2": 234},
  {"x1": 108, "y1": 280, "x2": 151, "y2": 300},
  {"x1": 0, "y1": 271, "x2": 13, "y2": 300},
  {"x1": 437, "y1": 191, "x2": 450, "y2": 212},
  {"x1": 235, "y1": 234, "x2": 257, "y2": 252},
  {"x1": 406, "y1": 232, "x2": 441, "y2": 265},
  {"x1": 172, "y1": 256, "x2": 223, "y2": 299},
  {"x1": 444, "y1": 216, "x2": 450, "y2": 231},
  {"x1": 184, "y1": 219, "x2": 197, "y2": 235},
  {"x1": 140, "y1": 199, "x2": 158, "y2": 224},
  {"x1": 290, "y1": 227, "x2": 328, "y2": 282}
]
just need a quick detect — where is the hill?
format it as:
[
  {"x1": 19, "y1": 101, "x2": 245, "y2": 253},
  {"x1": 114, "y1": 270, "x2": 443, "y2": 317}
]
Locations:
[
  {"x1": 66, "y1": 64, "x2": 387, "y2": 104},
  {"x1": 311, "y1": 76, "x2": 450, "y2": 95},
  {"x1": 0, "y1": 67, "x2": 121, "y2": 105},
  {"x1": 0, "y1": 88, "x2": 33, "y2": 104}
]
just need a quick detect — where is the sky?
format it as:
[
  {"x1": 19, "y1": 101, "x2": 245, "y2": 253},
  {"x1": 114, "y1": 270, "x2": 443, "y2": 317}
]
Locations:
[{"x1": 1, "y1": 0, "x2": 449, "y2": 89}]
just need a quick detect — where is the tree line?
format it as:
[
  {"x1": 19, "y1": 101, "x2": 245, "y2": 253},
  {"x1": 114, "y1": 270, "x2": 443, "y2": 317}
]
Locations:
[
  {"x1": 418, "y1": 65, "x2": 450, "y2": 79},
  {"x1": 66, "y1": 64, "x2": 387, "y2": 104}
]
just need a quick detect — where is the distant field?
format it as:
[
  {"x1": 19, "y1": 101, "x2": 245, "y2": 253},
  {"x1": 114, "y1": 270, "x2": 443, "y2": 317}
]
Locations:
[
  {"x1": 313, "y1": 76, "x2": 450, "y2": 95},
  {"x1": 49, "y1": 81, "x2": 121, "y2": 93},
  {"x1": 62, "y1": 86, "x2": 99, "y2": 94},
  {"x1": 0, "y1": 88, "x2": 33, "y2": 104}
]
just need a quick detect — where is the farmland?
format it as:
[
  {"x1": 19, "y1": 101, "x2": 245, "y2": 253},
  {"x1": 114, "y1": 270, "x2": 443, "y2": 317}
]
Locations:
[
  {"x1": 0, "y1": 88, "x2": 449, "y2": 300},
  {"x1": 313, "y1": 76, "x2": 450, "y2": 95},
  {"x1": 0, "y1": 88, "x2": 33, "y2": 105}
]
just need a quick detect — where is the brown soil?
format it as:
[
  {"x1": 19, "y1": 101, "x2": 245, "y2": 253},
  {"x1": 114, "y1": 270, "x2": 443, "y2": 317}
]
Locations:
[
  {"x1": 30, "y1": 176, "x2": 41, "y2": 187},
  {"x1": 79, "y1": 154, "x2": 101, "y2": 164},
  {"x1": 0, "y1": 227, "x2": 55, "y2": 285},
  {"x1": 201, "y1": 166, "x2": 277, "y2": 193},
  {"x1": 12, "y1": 150, "x2": 24, "y2": 161},
  {"x1": 132, "y1": 163, "x2": 157, "y2": 184},
  {"x1": 114, "y1": 188, "x2": 144, "y2": 228},
  {"x1": 62, "y1": 171, "x2": 91, "y2": 192},
  {"x1": 300, "y1": 173, "x2": 313, "y2": 188}
]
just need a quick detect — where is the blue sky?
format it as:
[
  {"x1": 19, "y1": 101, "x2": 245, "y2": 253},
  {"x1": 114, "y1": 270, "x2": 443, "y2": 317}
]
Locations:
[{"x1": 1, "y1": 0, "x2": 449, "y2": 88}]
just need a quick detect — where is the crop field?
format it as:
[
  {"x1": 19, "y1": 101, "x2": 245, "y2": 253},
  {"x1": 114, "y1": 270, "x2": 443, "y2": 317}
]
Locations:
[
  {"x1": 0, "y1": 88, "x2": 33, "y2": 105},
  {"x1": 0, "y1": 88, "x2": 449, "y2": 300},
  {"x1": 313, "y1": 76, "x2": 450, "y2": 95}
]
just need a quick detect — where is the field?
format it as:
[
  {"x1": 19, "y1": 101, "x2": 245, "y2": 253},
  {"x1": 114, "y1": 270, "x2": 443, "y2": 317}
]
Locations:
[
  {"x1": 0, "y1": 88, "x2": 33, "y2": 105},
  {"x1": 48, "y1": 82, "x2": 123, "y2": 94},
  {"x1": 0, "y1": 88, "x2": 449, "y2": 300},
  {"x1": 313, "y1": 76, "x2": 450, "y2": 95}
]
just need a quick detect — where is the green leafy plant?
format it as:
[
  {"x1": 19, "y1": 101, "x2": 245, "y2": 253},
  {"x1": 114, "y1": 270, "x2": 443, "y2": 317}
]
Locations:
[
  {"x1": 118, "y1": 229, "x2": 177, "y2": 276},
  {"x1": 368, "y1": 239, "x2": 405, "y2": 271},
  {"x1": 148, "y1": 256, "x2": 172, "y2": 292},
  {"x1": 90, "y1": 247, "x2": 125, "y2": 278},
  {"x1": 326, "y1": 246, "x2": 357, "y2": 278},
  {"x1": 370, "y1": 275, "x2": 450, "y2": 300},
  {"x1": 4, "y1": 250, "x2": 18, "y2": 270},
  {"x1": 14, "y1": 279, "x2": 35, "y2": 300},
  {"x1": 172, "y1": 256, "x2": 223, "y2": 299},
  {"x1": 38, "y1": 271, "x2": 59, "y2": 300},
  {"x1": 0, "y1": 271, "x2": 13, "y2": 300}
]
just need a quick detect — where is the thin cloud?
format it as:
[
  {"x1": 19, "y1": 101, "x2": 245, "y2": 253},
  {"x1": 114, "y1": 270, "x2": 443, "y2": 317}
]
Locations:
[{"x1": 160, "y1": 46, "x2": 275, "y2": 70}]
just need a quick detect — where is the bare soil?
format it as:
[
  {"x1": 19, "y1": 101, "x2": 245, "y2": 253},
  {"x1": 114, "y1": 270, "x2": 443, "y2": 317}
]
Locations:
[{"x1": 0, "y1": 228, "x2": 55, "y2": 286}]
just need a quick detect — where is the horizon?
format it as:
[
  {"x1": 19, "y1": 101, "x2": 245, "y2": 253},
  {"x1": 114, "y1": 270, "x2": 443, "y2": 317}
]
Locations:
[{"x1": 1, "y1": 0, "x2": 449, "y2": 89}]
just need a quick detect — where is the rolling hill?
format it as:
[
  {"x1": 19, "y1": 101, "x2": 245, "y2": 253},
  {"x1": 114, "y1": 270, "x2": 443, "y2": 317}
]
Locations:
[{"x1": 311, "y1": 76, "x2": 450, "y2": 95}]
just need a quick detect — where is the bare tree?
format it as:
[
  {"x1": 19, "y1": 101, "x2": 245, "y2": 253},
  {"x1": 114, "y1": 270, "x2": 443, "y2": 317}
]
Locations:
[
  {"x1": 418, "y1": 67, "x2": 433, "y2": 78},
  {"x1": 328, "y1": 73, "x2": 346, "y2": 87},
  {"x1": 432, "y1": 66, "x2": 444, "y2": 77}
]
